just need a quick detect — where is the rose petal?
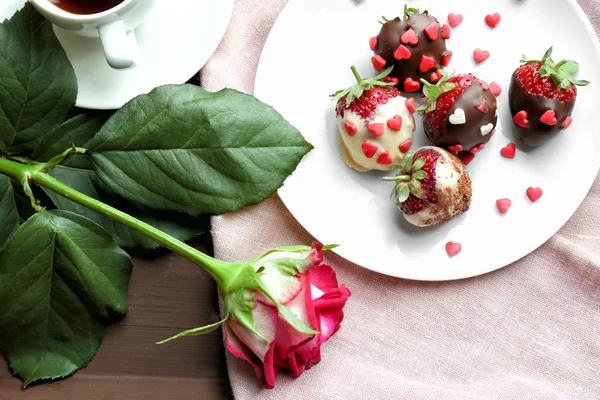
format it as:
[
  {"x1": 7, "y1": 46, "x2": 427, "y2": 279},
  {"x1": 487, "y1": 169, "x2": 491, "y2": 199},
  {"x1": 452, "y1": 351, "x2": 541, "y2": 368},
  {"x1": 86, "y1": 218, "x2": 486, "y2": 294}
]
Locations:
[
  {"x1": 262, "y1": 341, "x2": 277, "y2": 389},
  {"x1": 274, "y1": 274, "x2": 316, "y2": 358},
  {"x1": 225, "y1": 323, "x2": 271, "y2": 387},
  {"x1": 314, "y1": 285, "x2": 351, "y2": 344},
  {"x1": 224, "y1": 322, "x2": 257, "y2": 367},
  {"x1": 310, "y1": 262, "x2": 340, "y2": 291},
  {"x1": 230, "y1": 302, "x2": 278, "y2": 361}
]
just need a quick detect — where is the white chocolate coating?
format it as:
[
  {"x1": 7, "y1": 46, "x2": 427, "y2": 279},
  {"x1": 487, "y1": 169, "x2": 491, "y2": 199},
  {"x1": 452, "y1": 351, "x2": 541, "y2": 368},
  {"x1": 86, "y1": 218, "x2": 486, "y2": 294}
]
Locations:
[
  {"x1": 403, "y1": 147, "x2": 470, "y2": 227},
  {"x1": 337, "y1": 96, "x2": 414, "y2": 171}
]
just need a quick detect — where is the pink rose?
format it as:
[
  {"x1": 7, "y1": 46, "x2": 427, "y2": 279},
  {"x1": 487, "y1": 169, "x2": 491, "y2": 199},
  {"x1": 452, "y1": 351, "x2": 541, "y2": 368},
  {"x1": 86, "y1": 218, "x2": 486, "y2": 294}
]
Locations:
[{"x1": 224, "y1": 243, "x2": 351, "y2": 388}]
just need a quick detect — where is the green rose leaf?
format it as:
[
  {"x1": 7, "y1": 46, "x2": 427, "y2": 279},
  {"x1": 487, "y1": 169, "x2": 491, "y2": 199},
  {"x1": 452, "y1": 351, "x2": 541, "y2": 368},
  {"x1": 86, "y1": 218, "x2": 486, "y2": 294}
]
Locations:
[
  {"x1": 0, "y1": 3, "x2": 77, "y2": 154},
  {"x1": 43, "y1": 166, "x2": 208, "y2": 249},
  {"x1": 0, "y1": 175, "x2": 21, "y2": 250},
  {"x1": 0, "y1": 209, "x2": 132, "y2": 387},
  {"x1": 87, "y1": 84, "x2": 313, "y2": 216},
  {"x1": 32, "y1": 114, "x2": 104, "y2": 168},
  {"x1": 0, "y1": 174, "x2": 35, "y2": 250}
]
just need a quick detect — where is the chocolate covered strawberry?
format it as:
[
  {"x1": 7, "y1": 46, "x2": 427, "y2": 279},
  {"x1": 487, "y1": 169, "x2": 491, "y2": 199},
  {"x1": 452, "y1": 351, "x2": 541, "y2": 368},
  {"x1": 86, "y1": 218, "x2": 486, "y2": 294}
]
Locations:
[
  {"x1": 509, "y1": 47, "x2": 589, "y2": 147},
  {"x1": 331, "y1": 66, "x2": 416, "y2": 171},
  {"x1": 419, "y1": 72, "x2": 498, "y2": 154},
  {"x1": 384, "y1": 146, "x2": 472, "y2": 227},
  {"x1": 369, "y1": 5, "x2": 452, "y2": 93}
]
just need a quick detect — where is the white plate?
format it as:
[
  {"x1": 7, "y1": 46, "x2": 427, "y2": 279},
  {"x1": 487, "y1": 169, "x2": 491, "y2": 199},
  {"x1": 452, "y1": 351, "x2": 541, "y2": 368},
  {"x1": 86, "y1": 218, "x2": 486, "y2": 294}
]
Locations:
[
  {"x1": 2, "y1": 0, "x2": 234, "y2": 109},
  {"x1": 255, "y1": 0, "x2": 600, "y2": 281}
]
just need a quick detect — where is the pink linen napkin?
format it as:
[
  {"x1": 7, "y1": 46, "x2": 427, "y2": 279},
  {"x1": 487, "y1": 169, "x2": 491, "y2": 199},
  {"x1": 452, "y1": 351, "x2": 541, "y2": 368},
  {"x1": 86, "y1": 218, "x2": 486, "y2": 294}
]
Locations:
[{"x1": 201, "y1": 1, "x2": 600, "y2": 398}]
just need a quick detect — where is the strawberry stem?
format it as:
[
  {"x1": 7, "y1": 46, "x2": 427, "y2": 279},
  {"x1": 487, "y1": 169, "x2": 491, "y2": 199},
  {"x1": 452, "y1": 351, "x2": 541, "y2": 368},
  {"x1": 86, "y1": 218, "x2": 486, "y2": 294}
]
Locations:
[
  {"x1": 351, "y1": 65, "x2": 364, "y2": 86},
  {"x1": 383, "y1": 174, "x2": 411, "y2": 182}
]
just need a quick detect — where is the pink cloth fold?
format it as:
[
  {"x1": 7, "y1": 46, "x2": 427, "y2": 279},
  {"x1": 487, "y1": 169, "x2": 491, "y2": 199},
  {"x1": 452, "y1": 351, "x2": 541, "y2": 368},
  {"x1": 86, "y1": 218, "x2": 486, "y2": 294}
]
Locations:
[{"x1": 202, "y1": 0, "x2": 600, "y2": 398}]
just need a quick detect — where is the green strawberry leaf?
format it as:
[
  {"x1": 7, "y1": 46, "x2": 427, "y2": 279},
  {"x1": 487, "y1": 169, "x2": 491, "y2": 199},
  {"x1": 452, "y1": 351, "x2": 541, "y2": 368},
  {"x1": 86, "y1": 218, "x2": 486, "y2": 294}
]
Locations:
[
  {"x1": 87, "y1": 85, "x2": 312, "y2": 216},
  {"x1": 408, "y1": 179, "x2": 422, "y2": 193},
  {"x1": 43, "y1": 166, "x2": 208, "y2": 249},
  {"x1": 542, "y1": 47, "x2": 553, "y2": 62},
  {"x1": 0, "y1": 3, "x2": 77, "y2": 154},
  {"x1": 412, "y1": 157, "x2": 426, "y2": 171},
  {"x1": 402, "y1": 152, "x2": 414, "y2": 171},
  {"x1": 374, "y1": 66, "x2": 394, "y2": 80},
  {"x1": 397, "y1": 184, "x2": 410, "y2": 202},
  {"x1": 0, "y1": 209, "x2": 132, "y2": 387},
  {"x1": 412, "y1": 170, "x2": 427, "y2": 180},
  {"x1": 574, "y1": 79, "x2": 590, "y2": 86}
]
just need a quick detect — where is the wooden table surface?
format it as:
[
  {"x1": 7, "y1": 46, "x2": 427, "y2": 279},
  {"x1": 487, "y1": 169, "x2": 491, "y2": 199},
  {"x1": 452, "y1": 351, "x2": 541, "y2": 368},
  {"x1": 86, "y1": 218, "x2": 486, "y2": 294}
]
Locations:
[{"x1": 0, "y1": 236, "x2": 235, "y2": 399}]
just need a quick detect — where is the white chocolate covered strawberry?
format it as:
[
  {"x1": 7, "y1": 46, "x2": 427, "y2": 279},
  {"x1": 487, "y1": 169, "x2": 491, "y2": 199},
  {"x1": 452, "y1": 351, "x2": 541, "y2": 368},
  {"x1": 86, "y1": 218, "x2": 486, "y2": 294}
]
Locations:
[
  {"x1": 331, "y1": 66, "x2": 416, "y2": 171},
  {"x1": 385, "y1": 146, "x2": 471, "y2": 227}
]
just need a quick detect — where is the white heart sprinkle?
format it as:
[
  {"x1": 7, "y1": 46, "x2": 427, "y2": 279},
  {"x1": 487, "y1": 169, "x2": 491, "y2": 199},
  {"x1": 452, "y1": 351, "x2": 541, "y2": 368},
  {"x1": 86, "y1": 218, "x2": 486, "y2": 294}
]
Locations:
[
  {"x1": 449, "y1": 108, "x2": 466, "y2": 125},
  {"x1": 480, "y1": 123, "x2": 494, "y2": 136}
]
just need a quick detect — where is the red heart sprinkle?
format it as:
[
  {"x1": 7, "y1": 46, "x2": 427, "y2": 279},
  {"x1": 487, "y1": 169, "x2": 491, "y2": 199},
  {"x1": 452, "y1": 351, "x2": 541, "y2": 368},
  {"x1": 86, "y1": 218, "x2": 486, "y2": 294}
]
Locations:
[
  {"x1": 411, "y1": 115, "x2": 417, "y2": 132},
  {"x1": 362, "y1": 141, "x2": 378, "y2": 158},
  {"x1": 500, "y1": 142, "x2": 516, "y2": 158},
  {"x1": 448, "y1": 13, "x2": 464, "y2": 28},
  {"x1": 540, "y1": 110, "x2": 557, "y2": 126},
  {"x1": 404, "y1": 78, "x2": 421, "y2": 92},
  {"x1": 526, "y1": 187, "x2": 543, "y2": 202},
  {"x1": 384, "y1": 76, "x2": 399, "y2": 85},
  {"x1": 442, "y1": 51, "x2": 453, "y2": 67},
  {"x1": 513, "y1": 111, "x2": 529, "y2": 128},
  {"x1": 445, "y1": 241, "x2": 462, "y2": 257},
  {"x1": 400, "y1": 29, "x2": 419, "y2": 45},
  {"x1": 405, "y1": 98, "x2": 416, "y2": 113},
  {"x1": 470, "y1": 144, "x2": 485, "y2": 153},
  {"x1": 490, "y1": 81, "x2": 502, "y2": 96},
  {"x1": 387, "y1": 115, "x2": 403, "y2": 131},
  {"x1": 563, "y1": 116, "x2": 573, "y2": 129},
  {"x1": 394, "y1": 44, "x2": 412, "y2": 60},
  {"x1": 424, "y1": 22, "x2": 439, "y2": 41},
  {"x1": 476, "y1": 100, "x2": 489, "y2": 113},
  {"x1": 430, "y1": 69, "x2": 443, "y2": 83},
  {"x1": 371, "y1": 55, "x2": 386, "y2": 71},
  {"x1": 473, "y1": 48, "x2": 490, "y2": 64},
  {"x1": 442, "y1": 24, "x2": 451, "y2": 39},
  {"x1": 377, "y1": 151, "x2": 393, "y2": 165},
  {"x1": 399, "y1": 139, "x2": 412, "y2": 153},
  {"x1": 344, "y1": 121, "x2": 357, "y2": 136},
  {"x1": 485, "y1": 13, "x2": 501, "y2": 28},
  {"x1": 458, "y1": 152, "x2": 475, "y2": 166},
  {"x1": 448, "y1": 144, "x2": 463, "y2": 153},
  {"x1": 369, "y1": 36, "x2": 378, "y2": 51},
  {"x1": 479, "y1": 79, "x2": 490, "y2": 90},
  {"x1": 419, "y1": 55, "x2": 436, "y2": 72},
  {"x1": 496, "y1": 198, "x2": 512, "y2": 214},
  {"x1": 367, "y1": 122, "x2": 384, "y2": 137}
]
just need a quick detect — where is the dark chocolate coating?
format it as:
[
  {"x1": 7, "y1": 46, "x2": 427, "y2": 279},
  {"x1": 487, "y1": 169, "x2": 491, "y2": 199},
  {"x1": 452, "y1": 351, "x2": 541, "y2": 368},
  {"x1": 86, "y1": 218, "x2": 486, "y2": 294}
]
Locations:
[
  {"x1": 424, "y1": 80, "x2": 498, "y2": 151},
  {"x1": 375, "y1": 12, "x2": 448, "y2": 89},
  {"x1": 508, "y1": 70, "x2": 575, "y2": 147}
]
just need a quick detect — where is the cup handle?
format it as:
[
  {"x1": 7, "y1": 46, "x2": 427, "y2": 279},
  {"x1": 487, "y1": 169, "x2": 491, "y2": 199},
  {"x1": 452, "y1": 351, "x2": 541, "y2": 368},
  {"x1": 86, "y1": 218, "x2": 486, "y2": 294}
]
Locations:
[{"x1": 97, "y1": 20, "x2": 137, "y2": 69}]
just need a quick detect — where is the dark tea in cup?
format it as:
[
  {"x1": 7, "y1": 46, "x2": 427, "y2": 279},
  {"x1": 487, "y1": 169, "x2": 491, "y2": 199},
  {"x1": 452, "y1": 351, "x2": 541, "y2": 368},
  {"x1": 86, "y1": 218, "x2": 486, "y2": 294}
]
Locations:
[{"x1": 49, "y1": 0, "x2": 125, "y2": 15}]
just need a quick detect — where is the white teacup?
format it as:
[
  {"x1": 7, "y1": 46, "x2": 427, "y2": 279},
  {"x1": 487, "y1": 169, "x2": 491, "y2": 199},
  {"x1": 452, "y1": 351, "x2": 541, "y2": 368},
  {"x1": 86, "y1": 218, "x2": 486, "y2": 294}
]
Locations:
[{"x1": 30, "y1": 0, "x2": 155, "y2": 69}]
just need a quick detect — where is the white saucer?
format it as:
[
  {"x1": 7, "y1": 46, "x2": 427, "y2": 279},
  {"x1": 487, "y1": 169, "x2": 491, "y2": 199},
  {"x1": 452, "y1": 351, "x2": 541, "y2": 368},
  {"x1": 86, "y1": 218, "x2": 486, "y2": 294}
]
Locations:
[{"x1": 2, "y1": 0, "x2": 234, "y2": 110}]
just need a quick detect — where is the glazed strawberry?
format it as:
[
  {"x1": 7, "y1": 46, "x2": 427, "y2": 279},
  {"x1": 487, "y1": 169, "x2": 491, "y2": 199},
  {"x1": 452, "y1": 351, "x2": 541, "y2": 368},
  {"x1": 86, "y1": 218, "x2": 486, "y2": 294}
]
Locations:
[
  {"x1": 370, "y1": 5, "x2": 452, "y2": 92},
  {"x1": 384, "y1": 147, "x2": 472, "y2": 227},
  {"x1": 509, "y1": 47, "x2": 589, "y2": 147},
  {"x1": 419, "y1": 72, "x2": 498, "y2": 154},
  {"x1": 331, "y1": 66, "x2": 416, "y2": 171}
]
